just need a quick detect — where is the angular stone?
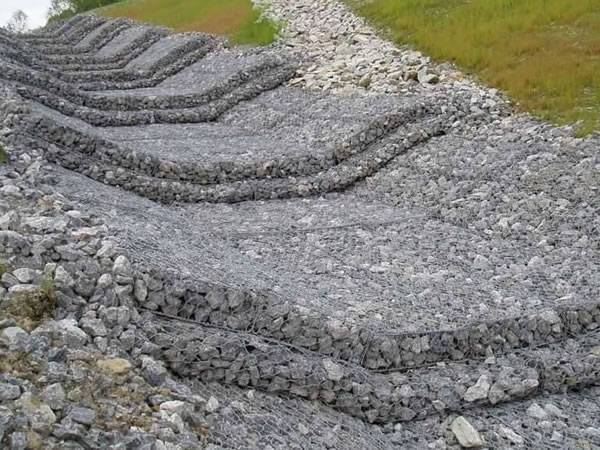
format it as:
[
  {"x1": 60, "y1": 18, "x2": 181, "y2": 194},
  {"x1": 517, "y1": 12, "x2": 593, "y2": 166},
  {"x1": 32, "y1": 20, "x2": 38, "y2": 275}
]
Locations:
[
  {"x1": 41, "y1": 383, "x2": 66, "y2": 410},
  {"x1": 69, "y1": 406, "x2": 96, "y2": 425},
  {"x1": 398, "y1": 384, "x2": 415, "y2": 398},
  {"x1": 22, "y1": 216, "x2": 68, "y2": 233},
  {"x1": 526, "y1": 403, "x2": 548, "y2": 420},
  {"x1": 79, "y1": 318, "x2": 107, "y2": 337},
  {"x1": 205, "y1": 396, "x2": 219, "y2": 413},
  {"x1": 206, "y1": 290, "x2": 226, "y2": 309},
  {"x1": 160, "y1": 400, "x2": 188, "y2": 416},
  {"x1": 227, "y1": 290, "x2": 244, "y2": 309},
  {"x1": 29, "y1": 404, "x2": 57, "y2": 432},
  {"x1": 0, "y1": 383, "x2": 21, "y2": 401},
  {"x1": 141, "y1": 356, "x2": 167, "y2": 386},
  {"x1": 18, "y1": 393, "x2": 56, "y2": 431},
  {"x1": 33, "y1": 319, "x2": 88, "y2": 347},
  {"x1": 54, "y1": 266, "x2": 74, "y2": 289},
  {"x1": 9, "y1": 431, "x2": 28, "y2": 449},
  {"x1": 113, "y1": 255, "x2": 132, "y2": 278},
  {"x1": 473, "y1": 254, "x2": 490, "y2": 270},
  {"x1": 96, "y1": 240, "x2": 117, "y2": 258},
  {"x1": 463, "y1": 375, "x2": 490, "y2": 402},
  {"x1": 0, "y1": 231, "x2": 29, "y2": 254},
  {"x1": 97, "y1": 273, "x2": 113, "y2": 289},
  {"x1": 134, "y1": 278, "x2": 148, "y2": 302},
  {"x1": 499, "y1": 426, "x2": 524, "y2": 445},
  {"x1": 323, "y1": 359, "x2": 344, "y2": 382},
  {"x1": 487, "y1": 383, "x2": 507, "y2": 405},
  {"x1": 1, "y1": 326, "x2": 29, "y2": 348},
  {"x1": 544, "y1": 403, "x2": 567, "y2": 418},
  {"x1": 97, "y1": 358, "x2": 132, "y2": 375},
  {"x1": 450, "y1": 416, "x2": 484, "y2": 448},
  {"x1": 8, "y1": 284, "x2": 38, "y2": 295},
  {"x1": 12, "y1": 268, "x2": 37, "y2": 284},
  {"x1": 99, "y1": 306, "x2": 131, "y2": 327}
]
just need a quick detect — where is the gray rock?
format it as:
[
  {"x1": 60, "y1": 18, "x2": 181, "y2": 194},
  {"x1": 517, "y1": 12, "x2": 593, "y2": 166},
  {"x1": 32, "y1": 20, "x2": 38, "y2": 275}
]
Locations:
[
  {"x1": 8, "y1": 284, "x2": 39, "y2": 295},
  {"x1": 22, "y1": 216, "x2": 68, "y2": 233},
  {"x1": 550, "y1": 431, "x2": 563, "y2": 442},
  {"x1": 99, "y1": 306, "x2": 131, "y2": 327},
  {"x1": 134, "y1": 278, "x2": 148, "y2": 302},
  {"x1": 499, "y1": 425, "x2": 524, "y2": 445},
  {"x1": 544, "y1": 403, "x2": 567, "y2": 418},
  {"x1": 54, "y1": 265, "x2": 75, "y2": 289},
  {"x1": 450, "y1": 416, "x2": 484, "y2": 448},
  {"x1": 96, "y1": 240, "x2": 117, "y2": 258},
  {"x1": 323, "y1": 359, "x2": 344, "y2": 382},
  {"x1": 0, "y1": 211, "x2": 20, "y2": 230},
  {"x1": 12, "y1": 268, "x2": 37, "y2": 284},
  {"x1": 113, "y1": 255, "x2": 132, "y2": 278},
  {"x1": 463, "y1": 375, "x2": 490, "y2": 402},
  {"x1": 487, "y1": 383, "x2": 507, "y2": 405},
  {"x1": 79, "y1": 318, "x2": 108, "y2": 337},
  {"x1": 0, "y1": 185, "x2": 20, "y2": 196},
  {"x1": 97, "y1": 273, "x2": 113, "y2": 289},
  {"x1": 159, "y1": 400, "x2": 189, "y2": 416},
  {"x1": 0, "y1": 231, "x2": 29, "y2": 254},
  {"x1": 28, "y1": 403, "x2": 57, "y2": 432},
  {"x1": 417, "y1": 68, "x2": 439, "y2": 84},
  {"x1": 141, "y1": 356, "x2": 168, "y2": 386},
  {"x1": 119, "y1": 328, "x2": 136, "y2": 351},
  {"x1": 69, "y1": 406, "x2": 96, "y2": 425},
  {"x1": 0, "y1": 383, "x2": 21, "y2": 401},
  {"x1": 9, "y1": 431, "x2": 27, "y2": 450},
  {"x1": 1, "y1": 327, "x2": 29, "y2": 349},
  {"x1": 41, "y1": 383, "x2": 66, "y2": 410},
  {"x1": 526, "y1": 403, "x2": 548, "y2": 420},
  {"x1": 205, "y1": 396, "x2": 219, "y2": 413},
  {"x1": 32, "y1": 319, "x2": 88, "y2": 347},
  {"x1": 472, "y1": 254, "x2": 490, "y2": 270}
]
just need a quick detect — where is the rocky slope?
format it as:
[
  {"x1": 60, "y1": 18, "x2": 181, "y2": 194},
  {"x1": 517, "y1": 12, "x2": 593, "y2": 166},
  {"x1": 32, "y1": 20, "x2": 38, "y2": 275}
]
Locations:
[{"x1": 0, "y1": 7, "x2": 598, "y2": 450}]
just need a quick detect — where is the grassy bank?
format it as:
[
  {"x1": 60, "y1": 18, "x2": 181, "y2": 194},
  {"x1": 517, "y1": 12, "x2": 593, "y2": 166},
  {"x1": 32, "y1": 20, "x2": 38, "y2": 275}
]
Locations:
[
  {"x1": 349, "y1": 0, "x2": 600, "y2": 135},
  {"x1": 100, "y1": 0, "x2": 279, "y2": 46}
]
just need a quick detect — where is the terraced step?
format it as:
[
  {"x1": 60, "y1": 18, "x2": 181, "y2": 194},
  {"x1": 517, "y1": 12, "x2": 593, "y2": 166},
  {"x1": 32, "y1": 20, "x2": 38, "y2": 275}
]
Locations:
[
  {"x1": 0, "y1": 28, "x2": 169, "y2": 74},
  {"x1": 3, "y1": 43, "x2": 220, "y2": 92},
  {"x1": 19, "y1": 15, "x2": 88, "y2": 40},
  {"x1": 149, "y1": 313, "x2": 600, "y2": 424},
  {"x1": 11, "y1": 68, "x2": 296, "y2": 127},
  {"x1": 21, "y1": 101, "x2": 440, "y2": 180},
  {"x1": 59, "y1": 27, "x2": 169, "y2": 71},
  {"x1": 11, "y1": 81, "x2": 470, "y2": 197},
  {"x1": 32, "y1": 19, "x2": 131, "y2": 56},
  {"x1": 16, "y1": 15, "x2": 107, "y2": 46},
  {"x1": 1, "y1": 47, "x2": 274, "y2": 108},
  {"x1": 1, "y1": 13, "x2": 598, "y2": 435}
]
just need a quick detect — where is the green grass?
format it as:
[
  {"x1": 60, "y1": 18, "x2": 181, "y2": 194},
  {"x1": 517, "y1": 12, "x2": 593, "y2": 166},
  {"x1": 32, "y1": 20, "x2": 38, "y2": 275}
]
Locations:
[
  {"x1": 348, "y1": 0, "x2": 600, "y2": 135},
  {"x1": 100, "y1": 0, "x2": 279, "y2": 46},
  {"x1": 0, "y1": 143, "x2": 6, "y2": 164}
]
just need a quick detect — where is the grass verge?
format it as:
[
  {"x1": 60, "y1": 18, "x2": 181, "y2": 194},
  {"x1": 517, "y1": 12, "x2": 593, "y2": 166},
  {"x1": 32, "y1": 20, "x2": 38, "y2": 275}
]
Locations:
[
  {"x1": 348, "y1": 0, "x2": 600, "y2": 135},
  {"x1": 100, "y1": 0, "x2": 280, "y2": 46}
]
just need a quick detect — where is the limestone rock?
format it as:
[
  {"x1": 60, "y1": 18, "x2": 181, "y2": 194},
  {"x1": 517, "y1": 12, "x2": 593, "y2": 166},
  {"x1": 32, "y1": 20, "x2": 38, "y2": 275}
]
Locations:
[
  {"x1": 323, "y1": 359, "x2": 344, "y2": 382},
  {"x1": 450, "y1": 416, "x2": 484, "y2": 448},
  {"x1": 463, "y1": 375, "x2": 490, "y2": 402},
  {"x1": 97, "y1": 358, "x2": 133, "y2": 375},
  {"x1": 526, "y1": 403, "x2": 548, "y2": 420}
]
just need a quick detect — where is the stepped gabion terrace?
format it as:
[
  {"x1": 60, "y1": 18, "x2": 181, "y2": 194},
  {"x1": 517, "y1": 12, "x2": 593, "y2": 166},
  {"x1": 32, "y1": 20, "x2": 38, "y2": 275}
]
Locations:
[{"x1": 0, "y1": 8, "x2": 599, "y2": 449}]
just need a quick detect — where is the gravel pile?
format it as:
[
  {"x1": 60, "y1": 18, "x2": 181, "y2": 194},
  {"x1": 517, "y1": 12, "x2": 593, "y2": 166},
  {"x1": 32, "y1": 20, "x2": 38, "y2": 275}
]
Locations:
[
  {"x1": 254, "y1": 0, "x2": 504, "y2": 105},
  {"x1": 0, "y1": 8, "x2": 598, "y2": 449}
]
